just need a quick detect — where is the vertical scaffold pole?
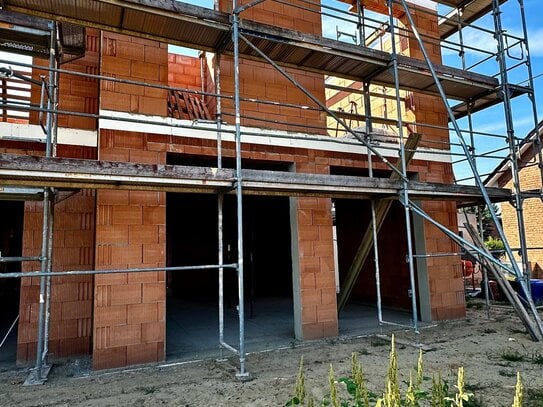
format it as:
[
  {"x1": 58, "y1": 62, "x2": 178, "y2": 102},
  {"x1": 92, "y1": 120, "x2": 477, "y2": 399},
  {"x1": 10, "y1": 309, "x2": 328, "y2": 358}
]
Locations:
[
  {"x1": 364, "y1": 82, "x2": 383, "y2": 325},
  {"x1": 491, "y1": 0, "x2": 530, "y2": 287},
  {"x1": 232, "y1": 0, "x2": 248, "y2": 378},
  {"x1": 43, "y1": 34, "x2": 60, "y2": 367},
  {"x1": 386, "y1": 0, "x2": 419, "y2": 333},
  {"x1": 214, "y1": 47, "x2": 226, "y2": 359},
  {"x1": 26, "y1": 20, "x2": 56, "y2": 386}
]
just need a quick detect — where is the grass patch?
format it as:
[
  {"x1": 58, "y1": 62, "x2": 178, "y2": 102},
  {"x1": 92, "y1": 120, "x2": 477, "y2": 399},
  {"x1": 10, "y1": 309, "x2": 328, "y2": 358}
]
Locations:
[
  {"x1": 139, "y1": 386, "x2": 158, "y2": 395},
  {"x1": 531, "y1": 351, "x2": 543, "y2": 365},
  {"x1": 498, "y1": 369, "x2": 516, "y2": 378},
  {"x1": 500, "y1": 350, "x2": 525, "y2": 362},
  {"x1": 526, "y1": 388, "x2": 543, "y2": 407}
]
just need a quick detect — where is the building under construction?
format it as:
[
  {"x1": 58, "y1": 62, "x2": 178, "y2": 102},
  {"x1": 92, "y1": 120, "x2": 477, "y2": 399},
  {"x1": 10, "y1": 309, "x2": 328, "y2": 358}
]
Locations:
[{"x1": 0, "y1": 0, "x2": 541, "y2": 383}]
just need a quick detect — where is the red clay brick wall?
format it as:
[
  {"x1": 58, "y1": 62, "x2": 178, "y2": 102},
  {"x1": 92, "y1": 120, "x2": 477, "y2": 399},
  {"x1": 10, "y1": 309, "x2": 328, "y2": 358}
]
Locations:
[
  {"x1": 419, "y1": 199, "x2": 464, "y2": 319},
  {"x1": 94, "y1": 130, "x2": 166, "y2": 370},
  {"x1": 168, "y1": 53, "x2": 202, "y2": 92},
  {"x1": 18, "y1": 191, "x2": 95, "y2": 362},
  {"x1": 30, "y1": 28, "x2": 99, "y2": 131},
  {"x1": 101, "y1": 33, "x2": 168, "y2": 116},
  {"x1": 12, "y1": 145, "x2": 96, "y2": 362},
  {"x1": 216, "y1": 0, "x2": 326, "y2": 134},
  {"x1": 168, "y1": 53, "x2": 216, "y2": 118},
  {"x1": 403, "y1": 5, "x2": 450, "y2": 151},
  {"x1": 94, "y1": 34, "x2": 167, "y2": 369},
  {"x1": 293, "y1": 152, "x2": 338, "y2": 339},
  {"x1": 408, "y1": 8, "x2": 463, "y2": 320}
]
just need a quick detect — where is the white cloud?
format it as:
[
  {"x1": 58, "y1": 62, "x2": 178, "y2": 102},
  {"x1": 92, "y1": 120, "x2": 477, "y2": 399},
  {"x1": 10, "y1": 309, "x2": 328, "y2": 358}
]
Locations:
[{"x1": 527, "y1": 28, "x2": 543, "y2": 57}]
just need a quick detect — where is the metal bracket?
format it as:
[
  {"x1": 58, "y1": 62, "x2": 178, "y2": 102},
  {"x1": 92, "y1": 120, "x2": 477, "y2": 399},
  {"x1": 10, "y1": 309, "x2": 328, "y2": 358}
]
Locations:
[{"x1": 235, "y1": 371, "x2": 251, "y2": 381}]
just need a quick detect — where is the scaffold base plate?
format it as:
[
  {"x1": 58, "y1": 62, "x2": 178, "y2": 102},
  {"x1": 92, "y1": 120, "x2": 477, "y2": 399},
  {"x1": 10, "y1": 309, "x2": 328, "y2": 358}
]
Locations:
[{"x1": 23, "y1": 364, "x2": 52, "y2": 386}]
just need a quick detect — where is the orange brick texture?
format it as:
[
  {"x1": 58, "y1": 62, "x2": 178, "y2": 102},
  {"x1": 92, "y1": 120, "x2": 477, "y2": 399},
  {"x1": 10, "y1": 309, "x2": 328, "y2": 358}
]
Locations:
[
  {"x1": 12, "y1": 144, "x2": 97, "y2": 363},
  {"x1": 94, "y1": 130, "x2": 166, "y2": 370},
  {"x1": 295, "y1": 196, "x2": 338, "y2": 339},
  {"x1": 94, "y1": 32, "x2": 167, "y2": 370},
  {"x1": 216, "y1": 0, "x2": 326, "y2": 134},
  {"x1": 500, "y1": 160, "x2": 543, "y2": 277},
  {"x1": 168, "y1": 53, "x2": 204, "y2": 92},
  {"x1": 100, "y1": 32, "x2": 168, "y2": 116},
  {"x1": 30, "y1": 28, "x2": 99, "y2": 131},
  {"x1": 294, "y1": 153, "x2": 338, "y2": 339}
]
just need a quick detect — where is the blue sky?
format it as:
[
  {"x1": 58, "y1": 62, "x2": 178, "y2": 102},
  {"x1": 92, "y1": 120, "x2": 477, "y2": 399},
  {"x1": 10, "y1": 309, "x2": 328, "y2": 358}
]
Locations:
[{"x1": 176, "y1": 0, "x2": 542, "y2": 184}]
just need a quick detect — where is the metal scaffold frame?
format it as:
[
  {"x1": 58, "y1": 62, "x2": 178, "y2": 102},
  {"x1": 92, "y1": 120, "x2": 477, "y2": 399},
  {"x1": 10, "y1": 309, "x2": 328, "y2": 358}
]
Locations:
[{"x1": 0, "y1": 0, "x2": 541, "y2": 381}]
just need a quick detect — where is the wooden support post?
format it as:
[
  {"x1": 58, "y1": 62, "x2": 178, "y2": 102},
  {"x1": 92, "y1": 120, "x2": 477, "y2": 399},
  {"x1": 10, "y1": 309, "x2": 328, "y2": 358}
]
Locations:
[{"x1": 337, "y1": 132, "x2": 421, "y2": 312}]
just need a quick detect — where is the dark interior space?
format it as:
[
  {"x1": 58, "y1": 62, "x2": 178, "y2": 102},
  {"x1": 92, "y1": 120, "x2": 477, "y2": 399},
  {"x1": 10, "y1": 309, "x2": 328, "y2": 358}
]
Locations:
[
  {"x1": 165, "y1": 154, "x2": 294, "y2": 359},
  {"x1": 334, "y1": 198, "x2": 413, "y2": 311},
  {"x1": 166, "y1": 193, "x2": 293, "y2": 302},
  {"x1": 0, "y1": 201, "x2": 23, "y2": 365}
]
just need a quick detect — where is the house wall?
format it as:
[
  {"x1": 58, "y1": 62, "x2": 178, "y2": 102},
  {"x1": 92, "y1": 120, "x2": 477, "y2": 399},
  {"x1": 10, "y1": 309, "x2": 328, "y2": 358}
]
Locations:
[
  {"x1": 8, "y1": 0, "x2": 467, "y2": 369},
  {"x1": 501, "y1": 164, "x2": 543, "y2": 277},
  {"x1": 100, "y1": 32, "x2": 168, "y2": 116},
  {"x1": 15, "y1": 28, "x2": 100, "y2": 363},
  {"x1": 3, "y1": 143, "x2": 97, "y2": 363},
  {"x1": 30, "y1": 28, "x2": 100, "y2": 131},
  {"x1": 216, "y1": 0, "x2": 327, "y2": 135},
  {"x1": 93, "y1": 32, "x2": 167, "y2": 370}
]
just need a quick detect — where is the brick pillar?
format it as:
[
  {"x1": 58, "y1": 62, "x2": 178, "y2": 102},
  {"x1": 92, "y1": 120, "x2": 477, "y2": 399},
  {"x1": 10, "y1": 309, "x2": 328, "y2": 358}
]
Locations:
[
  {"x1": 290, "y1": 158, "x2": 338, "y2": 340},
  {"x1": 93, "y1": 33, "x2": 167, "y2": 369},
  {"x1": 404, "y1": 7, "x2": 465, "y2": 320}
]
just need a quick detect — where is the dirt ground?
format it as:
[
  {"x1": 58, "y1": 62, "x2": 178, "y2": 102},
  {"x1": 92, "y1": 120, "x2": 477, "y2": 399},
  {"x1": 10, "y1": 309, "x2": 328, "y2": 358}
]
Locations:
[{"x1": 1, "y1": 301, "x2": 543, "y2": 406}]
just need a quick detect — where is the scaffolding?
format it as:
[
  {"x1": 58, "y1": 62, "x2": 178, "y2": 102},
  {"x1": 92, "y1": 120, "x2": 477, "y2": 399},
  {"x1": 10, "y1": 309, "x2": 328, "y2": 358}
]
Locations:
[{"x1": 0, "y1": 0, "x2": 541, "y2": 382}]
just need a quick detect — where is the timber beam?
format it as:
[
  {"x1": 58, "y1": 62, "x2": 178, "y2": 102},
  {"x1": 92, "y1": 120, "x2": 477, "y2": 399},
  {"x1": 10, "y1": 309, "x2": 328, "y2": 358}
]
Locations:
[{"x1": 0, "y1": 153, "x2": 511, "y2": 202}]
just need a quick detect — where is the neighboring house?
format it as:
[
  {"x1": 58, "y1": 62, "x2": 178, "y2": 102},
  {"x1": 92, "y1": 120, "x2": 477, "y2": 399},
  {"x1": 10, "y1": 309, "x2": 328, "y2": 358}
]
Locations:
[{"x1": 485, "y1": 120, "x2": 543, "y2": 278}]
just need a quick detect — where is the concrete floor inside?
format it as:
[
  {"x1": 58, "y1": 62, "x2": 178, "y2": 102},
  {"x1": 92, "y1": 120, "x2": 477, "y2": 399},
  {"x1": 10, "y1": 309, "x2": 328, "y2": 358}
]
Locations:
[{"x1": 165, "y1": 296, "x2": 416, "y2": 362}]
